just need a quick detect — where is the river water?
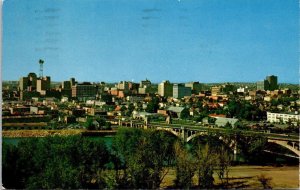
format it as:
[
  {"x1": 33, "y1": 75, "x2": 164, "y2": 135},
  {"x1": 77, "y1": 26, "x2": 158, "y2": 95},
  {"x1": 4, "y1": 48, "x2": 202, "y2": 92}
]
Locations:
[
  {"x1": 2, "y1": 136, "x2": 298, "y2": 165},
  {"x1": 2, "y1": 136, "x2": 113, "y2": 147}
]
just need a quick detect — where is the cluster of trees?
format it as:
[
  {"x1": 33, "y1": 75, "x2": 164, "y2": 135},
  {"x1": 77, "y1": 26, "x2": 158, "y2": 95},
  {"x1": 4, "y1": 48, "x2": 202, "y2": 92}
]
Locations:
[
  {"x1": 85, "y1": 116, "x2": 112, "y2": 130},
  {"x1": 145, "y1": 96, "x2": 160, "y2": 113},
  {"x1": 3, "y1": 136, "x2": 110, "y2": 189},
  {"x1": 110, "y1": 128, "x2": 177, "y2": 188},
  {"x1": 3, "y1": 128, "x2": 272, "y2": 189},
  {"x1": 226, "y1": 100, "x2": 266, "y2": 121}
]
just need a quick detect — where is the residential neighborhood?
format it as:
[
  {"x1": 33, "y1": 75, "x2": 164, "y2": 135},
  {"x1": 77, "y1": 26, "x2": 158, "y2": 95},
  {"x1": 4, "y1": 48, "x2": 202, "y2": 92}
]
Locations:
[{"x1": 2, "y1": 73, "x2": 299, "y2": 134}]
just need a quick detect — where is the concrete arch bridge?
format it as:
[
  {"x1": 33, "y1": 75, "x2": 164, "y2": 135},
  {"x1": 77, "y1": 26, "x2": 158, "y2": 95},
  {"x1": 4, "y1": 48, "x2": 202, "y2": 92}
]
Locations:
[{"x1": 118, "y1": 120, "x2": 300, "y2": 158}]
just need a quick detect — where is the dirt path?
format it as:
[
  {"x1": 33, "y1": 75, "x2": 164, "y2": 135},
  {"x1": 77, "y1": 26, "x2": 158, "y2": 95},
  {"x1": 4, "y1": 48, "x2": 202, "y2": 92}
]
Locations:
[
  {"x1": 227, "y1": 165, "x2": 299, "y2": 189},
  {"x1": 161, "y1": 165, "x2": 299, "y2": 189}
]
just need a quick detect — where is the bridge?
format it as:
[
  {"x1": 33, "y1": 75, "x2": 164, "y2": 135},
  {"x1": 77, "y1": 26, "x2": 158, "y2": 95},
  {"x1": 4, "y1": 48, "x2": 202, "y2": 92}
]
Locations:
[{"x1": 116, "y1": 119, "x2": 300, "y2": 158}]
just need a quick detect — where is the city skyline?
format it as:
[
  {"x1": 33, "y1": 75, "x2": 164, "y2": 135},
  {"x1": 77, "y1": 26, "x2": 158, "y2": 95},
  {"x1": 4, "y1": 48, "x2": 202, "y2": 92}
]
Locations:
[{"x1": 3, "y1": 0, "x2": 298, "y2": 83}]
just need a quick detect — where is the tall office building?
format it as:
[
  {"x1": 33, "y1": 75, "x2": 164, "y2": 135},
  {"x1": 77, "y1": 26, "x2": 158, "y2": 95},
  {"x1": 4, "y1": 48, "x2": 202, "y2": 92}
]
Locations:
[
  {"x1": 27, "y1": 73, "x2": 37, "y2": 89},
  {"x1": 266, "y1": 75, "x2": 278, "y2": 91},
  {"x1": 19, "y1": 73, "x2": 38, "y2": 91},
  {"x1": 72, "y1": 82, "x2": 97, "y2": 101},
  {"x1": 158, "y1": 80, "x2": 173, "y2": 97},
  {"x1": 37, "y1": 76, "x2": 51, "y2": 95},
  {"x1": 118, "y1": 81, "x2": 129, "y2": 91},
  {"x1": 62, "y1": 81, "x2": 71, "y2": 89},
  {"x1": 185, "y1": 82, "x2": 202, "y2": 94},
  {"x1": 19, "y1": 77, "x2": 29, "y2": 91},
  {"x1": 257, "y1": 75, "x2": 278, "y2": 91},
  {"x1": 173, "y1": 84, "x2": 191, "y2": 98},
  {"x1": 140, "y1": 79, "x2": 151, "y2": 88},
  {"x1": 70, "y1": 78, "x2": 76, "y2": 86},
  {"x1": 256, "y1": 80, "x2": 268, "y2": 91}
]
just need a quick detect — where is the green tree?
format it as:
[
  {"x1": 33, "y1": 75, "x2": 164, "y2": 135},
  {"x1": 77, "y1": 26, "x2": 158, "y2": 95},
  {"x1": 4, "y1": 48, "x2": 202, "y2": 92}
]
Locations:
[
  {"x1": 111, "y1": 128, "x2": 177, "y2": 189},
  {"x1": 193, "y1": 144, "x2": 218, "y2": 189},
  {"x1": 236, "y1": 133, "x2": 267, "y2": 164},
  {"x1": 126, "y1": 103, "x2": 135, "y2": 117},
  {"x1": 2, "y1": 136, "x2": 110, "y2": 189},
  {"x1": 145, "y1": 96, "x2": 159, "y2": 113},
  {"x1": 217, "y1": 147, "x2": 232, "y2": 187},
  {"x1": 2, "y1": 143, "x2": 21, "y2": 189},
  {"x1": 173, "y1": 141, "x2": 196, "y2": 189},
  {"x1": 180, "y1": 108, "x2": 190, "y2": 119},
  {"x1": 208, "y1": 117, "x2": 217, "y2": 124},
  {"x1": 85, "y1": 117, "x2": 96, "y2": 130}
]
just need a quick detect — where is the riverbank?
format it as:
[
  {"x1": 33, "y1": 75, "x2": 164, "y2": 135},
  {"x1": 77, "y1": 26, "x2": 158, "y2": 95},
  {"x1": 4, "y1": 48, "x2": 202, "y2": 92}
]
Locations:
[
  {"x1": 161, "y1": 165, "x2": 299, "y2": 189},
  {"x1": 2, "y1": 129, "x2": 117, "y2": 138},
  {"x1": 2, "y1": 122, "x2": 48, "y2": 127}
]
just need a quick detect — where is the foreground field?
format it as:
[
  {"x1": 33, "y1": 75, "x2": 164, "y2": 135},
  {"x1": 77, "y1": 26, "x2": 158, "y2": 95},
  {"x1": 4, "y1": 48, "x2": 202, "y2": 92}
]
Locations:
[{"x1": 161, "y1": 165, "x2": 299, "y2": 189}]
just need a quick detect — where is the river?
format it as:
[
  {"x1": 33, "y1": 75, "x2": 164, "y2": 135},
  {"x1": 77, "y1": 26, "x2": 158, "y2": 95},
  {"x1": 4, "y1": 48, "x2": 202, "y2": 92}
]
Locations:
[
  {"x1": 2, "y1": 136, "x2": 114, "y2": 147},
  {"x1": 2, "y1": 135, "x2": 298, "y2": 165}
]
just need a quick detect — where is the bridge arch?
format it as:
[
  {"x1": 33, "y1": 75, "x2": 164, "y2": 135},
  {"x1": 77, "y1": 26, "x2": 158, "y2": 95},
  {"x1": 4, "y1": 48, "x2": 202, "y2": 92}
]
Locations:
[
  {"x1": 267, "y1": 139, "x2": 300, "y2": 158},
  {"x1": 186, "y1": 131, "x2": 209, "y2": 143},
  {"x1": 155, "y1": 127, "x2": 181, "y2": 138}
]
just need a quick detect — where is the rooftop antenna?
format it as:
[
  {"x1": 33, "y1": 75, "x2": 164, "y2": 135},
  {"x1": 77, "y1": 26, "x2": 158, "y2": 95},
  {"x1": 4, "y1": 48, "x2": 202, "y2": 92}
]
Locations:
[{"x1": 38, "y1": 59, "x2": 44, "y2": 78}]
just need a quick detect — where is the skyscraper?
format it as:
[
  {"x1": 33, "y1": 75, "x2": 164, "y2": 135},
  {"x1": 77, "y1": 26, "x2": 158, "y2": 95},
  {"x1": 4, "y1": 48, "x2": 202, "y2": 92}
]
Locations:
[
  {"x1": 257, "y1": 75, "x2": 278, "y2": 91},
  {"x1": 266, "y1": 75, "x2": 278, "y2": 91},
  {"x1": 158, "y1": 80, "x2": 173, "y2": 97},
  {"x1": 173, "y1": 84, "x2": 191, "y2": 98}
]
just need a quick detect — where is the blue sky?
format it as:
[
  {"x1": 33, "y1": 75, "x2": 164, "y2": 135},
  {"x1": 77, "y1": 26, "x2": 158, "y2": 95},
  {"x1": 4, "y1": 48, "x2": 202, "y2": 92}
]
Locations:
[{"x1": 3, "y1": 0, "x2": 298, "y2": 83}]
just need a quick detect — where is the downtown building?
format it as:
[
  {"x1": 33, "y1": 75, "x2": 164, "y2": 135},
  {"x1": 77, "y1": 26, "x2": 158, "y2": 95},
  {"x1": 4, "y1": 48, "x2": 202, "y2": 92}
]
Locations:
[
  {"x1": 257, "y1": 75, "x2": 278, "y2": 91},
  {"x1": 61, "y1": 78, "x2": 77, "y2": 98},
  {"x1": 173, "y1": 84, "x2": 191, "y2": 98},
  {"x1": 18, "y1": 72, "x2": 51, "y2": 100},
  {"x1": 72, "y1": 82, "x2": 97, "y2": 101},
  {"x1": 158, "y1": 80, "x2": 173, "y2": 97},
  {"x1": 138, "y1": 79, "x2": 151, "y2": 94},
  {"x1": 185, "y1": 82, "x2": 202, "y2": 94}
]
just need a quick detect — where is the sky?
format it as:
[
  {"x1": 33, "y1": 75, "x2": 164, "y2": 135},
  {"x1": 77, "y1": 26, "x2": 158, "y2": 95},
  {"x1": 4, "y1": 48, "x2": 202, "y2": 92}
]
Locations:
[{"x1": 3, "y1": 0, "x2": 299, "y2": 83}]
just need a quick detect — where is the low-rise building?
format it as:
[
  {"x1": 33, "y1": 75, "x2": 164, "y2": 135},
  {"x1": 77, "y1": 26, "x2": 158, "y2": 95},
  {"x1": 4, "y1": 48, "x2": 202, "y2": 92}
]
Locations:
[
  {"x1": 167, "y1": 106, "x2": 185, "y2": 118},
  {"x1": 267, "y1": 112, "x2": 300, "y2": 124}
]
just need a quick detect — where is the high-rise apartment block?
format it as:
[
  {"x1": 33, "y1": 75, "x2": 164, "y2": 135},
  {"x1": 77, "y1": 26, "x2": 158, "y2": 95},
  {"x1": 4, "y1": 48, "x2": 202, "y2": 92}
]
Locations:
[
  {"x1": 158, "y1": 80, "x2": 173, "y2": 97},
  {"x1": 173, "y1": 84, "x2": 191, "y2": 98}
]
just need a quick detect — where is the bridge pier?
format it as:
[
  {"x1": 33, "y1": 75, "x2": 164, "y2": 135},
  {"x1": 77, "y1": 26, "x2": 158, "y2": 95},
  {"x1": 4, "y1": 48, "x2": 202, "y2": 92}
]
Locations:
[
  {"x1": 233, "y1": 142, "x2": 238, "y2": 162},
  {"x1": 181, "y1": 126, "x2": 187, "y2": 142},
  {"x1": 292, "y1": 142, "x2": 295, "y2": 149}
]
